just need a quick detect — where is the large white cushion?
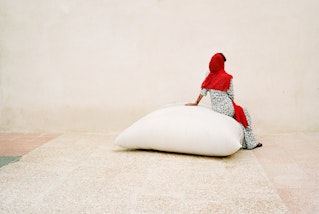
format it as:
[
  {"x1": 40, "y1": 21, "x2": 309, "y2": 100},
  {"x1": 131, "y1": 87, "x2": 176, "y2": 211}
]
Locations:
[{"x1": 114, "y1": 105, "x2": 243, "y2": 156}]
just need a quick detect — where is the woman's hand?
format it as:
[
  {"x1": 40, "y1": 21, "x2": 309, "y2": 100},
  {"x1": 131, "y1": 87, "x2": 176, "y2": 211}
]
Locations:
[
  {"x1": 185, "y1": 94, "x2": 203, "y2": 106},
  {"x1": 185, "y1": 103, "x2": 198, "y2": 106}
]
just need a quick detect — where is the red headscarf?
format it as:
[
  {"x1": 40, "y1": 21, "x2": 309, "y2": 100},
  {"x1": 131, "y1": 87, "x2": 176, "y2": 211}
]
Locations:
[
  {"x1": 201, "y1": 53, "x2": 232, "y2": 91},
  {"x1": 201, "y1": 53, "x2": 249, "y2": 127}
]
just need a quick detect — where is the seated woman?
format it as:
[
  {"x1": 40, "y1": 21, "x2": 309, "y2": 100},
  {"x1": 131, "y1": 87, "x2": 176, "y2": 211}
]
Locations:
[{"x1": 186, "y1": 53, "x2": 262, "y2": 149}]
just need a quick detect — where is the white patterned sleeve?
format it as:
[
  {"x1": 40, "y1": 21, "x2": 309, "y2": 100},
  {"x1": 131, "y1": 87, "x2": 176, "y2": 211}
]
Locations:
[
  {"x1": 227, "y1": 79, "x2": 234, "y2": 100},
  {"x1": 200, "y1": 88, "x2": 208, "y2": 96}
]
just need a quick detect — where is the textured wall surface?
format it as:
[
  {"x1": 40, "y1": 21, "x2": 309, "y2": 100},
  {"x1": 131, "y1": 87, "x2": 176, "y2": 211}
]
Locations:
[{"x1": 0, "y1": 0, "x2": 318, "y2": 134}]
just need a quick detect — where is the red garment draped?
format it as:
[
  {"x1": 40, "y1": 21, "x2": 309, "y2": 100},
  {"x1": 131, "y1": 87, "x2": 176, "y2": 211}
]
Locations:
[
  {"x1": 201, "y1": 54, "x2": 233, "y2": 91},
  {"x1": 201, "y1": 53, "x2": 249, "y2": 127},
  {"x1": 232, "y1": 101, "x2": 249, "y2": 127}
]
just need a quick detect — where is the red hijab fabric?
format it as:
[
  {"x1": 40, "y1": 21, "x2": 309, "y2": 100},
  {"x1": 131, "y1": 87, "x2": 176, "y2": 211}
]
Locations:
[
  {"x1": 232, "y1": 101, "x2": 249, "y2": 127},
  {"x1": 201, "y1": 53, "x2": 233, "y2": 91},
  {"x1": 201, "y1": 53, "x2": 249, "y2": 127}
]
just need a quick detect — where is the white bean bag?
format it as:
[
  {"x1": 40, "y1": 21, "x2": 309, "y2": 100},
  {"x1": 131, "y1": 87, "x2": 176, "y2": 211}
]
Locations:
[{"x1": 114, "y1": 105, "x2": 243, "y2": 156}]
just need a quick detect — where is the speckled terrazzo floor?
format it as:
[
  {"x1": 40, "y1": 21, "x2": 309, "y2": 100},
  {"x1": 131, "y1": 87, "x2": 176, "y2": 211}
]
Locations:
[{"x1": 0, "y1": 132, "x2": 318, "y2": 213}]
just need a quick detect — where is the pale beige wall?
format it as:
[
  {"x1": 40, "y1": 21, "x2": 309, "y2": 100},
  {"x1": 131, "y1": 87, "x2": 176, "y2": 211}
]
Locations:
[{"x1": 0, "y1": 0, "x2": 318, "y2": 134}]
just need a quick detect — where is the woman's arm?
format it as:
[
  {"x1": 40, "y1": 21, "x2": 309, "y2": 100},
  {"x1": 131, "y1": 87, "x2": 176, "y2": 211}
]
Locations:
[
  {"x1": 186, "y1": 94, "x2": 204, "y2": 106},
  {"x1": 186, "y1": 73, "x2": 208, "y2": 106}
]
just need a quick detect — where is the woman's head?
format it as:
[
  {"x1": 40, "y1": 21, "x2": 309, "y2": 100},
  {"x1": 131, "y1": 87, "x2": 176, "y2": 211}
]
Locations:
[
  {"x1": 209, "y1": 53, "x2": 226, "y2": 73},
  {"x1": 218, "y1": 53, "x2": 226, "y2": 62},
  {"x1": 202, "y1": 52, "x2": 232, "y2": 91}
]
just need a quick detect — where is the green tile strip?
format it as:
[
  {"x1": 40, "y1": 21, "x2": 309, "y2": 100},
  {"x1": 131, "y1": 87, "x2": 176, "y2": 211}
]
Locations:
[{"x1": 0, "y1": 156, "x2": 21, "y2": 168}]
